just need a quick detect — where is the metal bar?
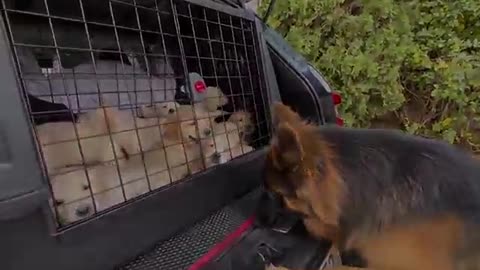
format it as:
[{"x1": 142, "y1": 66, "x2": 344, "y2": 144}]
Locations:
[
  {"x1": 228, "y1": 15, "x2": 248, "y2": 153},
  {"x1": 77, "y1": 0, "x2": 128, "y2": 209},
  {"x1": 215, "y1": 10, "x2": 236, "y2": 159},
  {"x1": 183, "y1": 0, "x2": 254, "y2": 20},
  {"x1": 187, "y1": 3, "x2": 211, "y2": 169},
  {"x1": 170, "y1": 0, "x2": 199, "y2": 175},
  {"x1": 42, "y1": 0, "x2": 99, "y2": 218},
  {"x1": 108, "y1": 0, "x2": 149, "y2": 201},
  {"x1": 240, "y1": 20, "x2": 263, "y2": 141}
]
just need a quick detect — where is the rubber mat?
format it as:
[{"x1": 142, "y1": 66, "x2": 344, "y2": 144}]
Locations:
[
  {"x1": 118, "y1": 190, "x2": 260, "y2": 270},
  {"x1": 200, "y1": 225, "x2": 340, "y2": 270}
]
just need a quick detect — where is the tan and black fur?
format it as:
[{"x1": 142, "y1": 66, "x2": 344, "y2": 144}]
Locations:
[{"x1": 258, "y1": 102, "x2": 480, "y2": 270}]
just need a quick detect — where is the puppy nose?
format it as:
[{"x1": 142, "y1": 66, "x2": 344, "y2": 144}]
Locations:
[
  {"x1": 212, "y1": 152, "x2": 221, "y2": 163},
  {"x1": 204, "y1": 129, "x2": 212, "y2": 136},
  {"x1": 168, "y1": 108, "x2": 175, "y2": 114},
  {"x1": 75, "y1": 205, "x2": 92, "y2": 217}
]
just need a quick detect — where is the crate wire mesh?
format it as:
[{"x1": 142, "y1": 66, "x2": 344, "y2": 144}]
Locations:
[{"x1": 1, "y1": 0, "x2": 270, "y2": 229}]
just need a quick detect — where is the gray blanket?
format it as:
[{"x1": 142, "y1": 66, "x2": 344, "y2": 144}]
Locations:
[{"x1": 18, "y1": 47, "x2": 176, "y2": 112}]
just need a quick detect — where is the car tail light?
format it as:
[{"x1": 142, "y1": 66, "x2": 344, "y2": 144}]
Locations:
[
  {"x1": 336, "y1": 117, "x2": 344, "y2": 126},
  {"x1": 332, "y1": 92, "x2": 342, "y2": 105},
  {"x1": 332, "y1": 92, "x2": 344, "y2": 126}
]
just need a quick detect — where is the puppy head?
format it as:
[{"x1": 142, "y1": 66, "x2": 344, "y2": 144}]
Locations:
[
  {"x1": 178, "y1": 116, "x2": 213, "y2": 142},
  {"x1": 229, "y1": 110, "x2": 254, "y2": 137},
  {"x1": 137, "y1": 101, "x2": 179, "y2": 118},
  {"x1": 50, "y1": 164, "x2": 126, "y2": 226},
  {"x1": 163, "y1": 117, "x2": 213, "y2": 145},
  {"x1": 205, "y1": 86, "x2": 228, "y2": 111},
  {"x1": 50, "y1": 168, "x2": 95, "y2": 225},
  {"x1": 258, "y1": 103, "x2": 332, "y2": 226}
]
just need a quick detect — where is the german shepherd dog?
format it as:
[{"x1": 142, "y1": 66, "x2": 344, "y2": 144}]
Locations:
[{"x1": 258, "y1": 102, "x2": 480, "y2": 270}]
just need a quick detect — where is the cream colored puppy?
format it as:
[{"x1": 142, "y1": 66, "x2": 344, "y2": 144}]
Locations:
[
  {"x1": 161, "y1": 112, "x2": 217, "y2": 178},
  {"x1": 37, "y1": 108, "x2": 124, "y2": 174},
  {"x1": 50, "y1": 164, "x2": 131, "y2": 225},
  {"x1": 204, "y1": 86, "x2": 228, "y2": 112},
  {"x1": 50, "y1": 147, "x2": 172, "y2": 225},
  {"x1": 205, "y1": 119, "x2": 254, "y2": 168},
  {"x1": 137, "y1": 86, "x2": 227, "y2": 117},
  {"x1": 38, "y1": 106, "x2": 167, "y2": 174},
  {"x1": 137, "y1": 100, "x2": 222, "y2": 140},
  {"x1": 132, "y1": 100, "x2": 222, "y2": 177},
  {"x1": 136, "y1": 101, "x2": 179, "y2": 118},
  {"x1": 228, "y1": 110, "x2": 254, "y2": 140},
  {"x1": 163, "y1": 104, "x2": 224, "y2": 140},
  {"x1": 102, "y1": 106, "x2": 167, "y2": 157},
  {"x1": 213, "y1": 122, "x2": 242, "y2": 151},
  {"x1": 137, "y1": 101, "x2": 210, "y2": 120}
]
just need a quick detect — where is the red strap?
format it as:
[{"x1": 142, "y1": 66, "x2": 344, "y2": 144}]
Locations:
[{"x1": 188, "y1": 214, "x2": 256, "y2": 270}]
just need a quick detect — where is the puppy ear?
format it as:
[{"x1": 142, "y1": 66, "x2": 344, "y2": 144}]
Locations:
[
  {"x1": 271, "y1": 122, "x2": 304, "y2": 170},
  {"x1": 271, "y1": 102, "x2": 303, "y2": 129}
]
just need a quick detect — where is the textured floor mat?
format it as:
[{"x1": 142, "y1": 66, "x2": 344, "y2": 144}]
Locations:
[{"x1": 118, "y1": 190, "x2": 260, "y2": 270}]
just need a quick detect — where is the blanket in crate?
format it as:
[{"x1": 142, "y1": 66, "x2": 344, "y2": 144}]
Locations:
[{"x1": 18, "y1": 47, "x2": 176, "y2": 113}]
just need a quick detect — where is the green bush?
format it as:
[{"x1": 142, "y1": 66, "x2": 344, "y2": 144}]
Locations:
[{"x1": 260, "y1": 0, "x2": 480, "y2": 151}]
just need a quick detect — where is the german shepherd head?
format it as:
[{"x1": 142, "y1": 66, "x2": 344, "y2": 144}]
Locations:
[{"x1": 258, "y1": 102, "x2": 345, "y2": 243}]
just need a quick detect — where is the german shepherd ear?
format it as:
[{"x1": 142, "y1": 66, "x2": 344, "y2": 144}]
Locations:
[
  {"x1": 272, "y1": 102, "x2": 303, "y2": 129},
  {"x1": 271, "y1": 122, "x2": 304, "y2": 170}
]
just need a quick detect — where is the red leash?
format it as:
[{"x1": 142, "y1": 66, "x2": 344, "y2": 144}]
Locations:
[{"x1": 188, "y1": 215, "x2": 256, "y2": 270}]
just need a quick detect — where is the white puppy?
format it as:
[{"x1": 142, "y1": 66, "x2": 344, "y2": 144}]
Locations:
[
  {"x1": 38, "y1": 106, "x2": 167, "y2": 174},
  {"x1": 50, "y1": 147, "x2": 172, "y2": 225},
  {"x1": 102, "y1": 106, "x2": 167, "y2": 156},
  {"x1": 37, "y1": 108, "x2": 123, "y2": 174},
  {"x1": 161, "y1": 111, "x2": 218, "y2": 178},
  {"x1": 204, "y1": 86, "x2": 228, "y2": 112},
  {"x1": 136, "y1": 101, "x2": 179, "y2": 118},
  {"x1": 136, "y1": 86, "x2": 227, "y2": 117},
  {"x1": 228, "y1": 110, "x2": 254, "y2": 140},
  {"x1": 205, "y1": 118, "x2": 254, "y2": 168},
  {"x1": 50, "y1": 164, "x2": 128, "y2": 225}
]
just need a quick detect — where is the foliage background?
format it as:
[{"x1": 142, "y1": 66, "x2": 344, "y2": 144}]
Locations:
[{"x1": 259, "y1": 0, "x2": 480, "y2": 151}]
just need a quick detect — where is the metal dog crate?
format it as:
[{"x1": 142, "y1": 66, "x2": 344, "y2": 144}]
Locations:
[
  {"x1": 0, "y1": 0, "x2": 271, "y2": 231},
  {"x1": 0, "y1": 1, "x2": 281, "y2": 269}
]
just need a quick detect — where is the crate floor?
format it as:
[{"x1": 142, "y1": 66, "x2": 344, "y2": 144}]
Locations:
[{"x1": 117, "y1": 190, "x2": 260, "y2": 270}]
